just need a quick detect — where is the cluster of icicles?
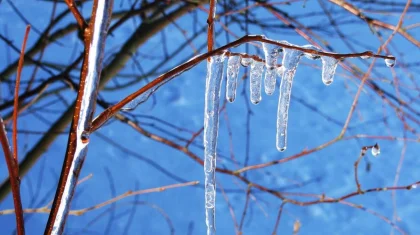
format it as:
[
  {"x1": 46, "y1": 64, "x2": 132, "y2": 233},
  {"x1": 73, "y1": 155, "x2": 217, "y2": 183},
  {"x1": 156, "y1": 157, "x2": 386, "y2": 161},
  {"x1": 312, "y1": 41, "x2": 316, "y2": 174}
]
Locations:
[{"x1": 203, "y1": 40, "x2": 395, "y2": 234}]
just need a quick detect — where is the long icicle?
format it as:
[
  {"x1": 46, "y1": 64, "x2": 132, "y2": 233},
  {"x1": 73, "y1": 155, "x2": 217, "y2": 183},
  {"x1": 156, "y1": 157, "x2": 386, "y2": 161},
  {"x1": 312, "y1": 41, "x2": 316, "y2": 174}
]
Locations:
[
  {"x1": 204, "y1": 54, "x2": 225, "y2": 235},
  {"x1": 276, "y1": 48, "x2": 303, "y2": 151}
]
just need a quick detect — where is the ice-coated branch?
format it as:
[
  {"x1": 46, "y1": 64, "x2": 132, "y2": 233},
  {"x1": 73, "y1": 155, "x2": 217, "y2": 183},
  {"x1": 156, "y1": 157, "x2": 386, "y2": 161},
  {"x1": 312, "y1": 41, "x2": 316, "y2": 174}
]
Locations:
[
  {"x1": 91, "y1": 34, "x2": 395, "y2": 132},
  {"x1": 44, "y1": 0, "x2": 114, "y2": 234}
]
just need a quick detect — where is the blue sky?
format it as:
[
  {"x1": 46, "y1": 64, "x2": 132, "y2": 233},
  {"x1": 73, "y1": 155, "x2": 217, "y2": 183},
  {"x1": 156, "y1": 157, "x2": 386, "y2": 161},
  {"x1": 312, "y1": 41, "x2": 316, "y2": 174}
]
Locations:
[{"x1": 0, "y1": 0, "x2": 419, "y2": 234}]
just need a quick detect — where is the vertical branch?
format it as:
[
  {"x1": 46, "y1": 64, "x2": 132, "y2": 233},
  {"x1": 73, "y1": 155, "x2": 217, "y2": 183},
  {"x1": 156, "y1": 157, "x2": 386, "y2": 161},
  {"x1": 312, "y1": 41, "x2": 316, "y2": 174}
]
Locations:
[
  {"x1": 44, "y1": 0, "x2": 114, "y2": 234},
  {"x1": 0, "y1": 117, "x2": 25, "y2": 235},
  {"x1": 207, "y1": 0, "x2": 217, "y2": 52},
  {"x1": 13, "y1": 25, "x2": 31, "y2": 165}
]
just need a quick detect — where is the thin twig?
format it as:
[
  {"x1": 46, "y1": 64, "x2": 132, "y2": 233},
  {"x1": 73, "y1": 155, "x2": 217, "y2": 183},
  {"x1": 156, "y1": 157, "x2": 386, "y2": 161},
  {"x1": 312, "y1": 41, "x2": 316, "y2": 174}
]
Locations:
[
  {"x1": 0, "y1": 117, "x2": 25, "y2": 235},
  {"x1": 13, "y1": 25, "x2": 31, "y2": 165},
  {"x1": 0, "y1": 181, "x2": 199, "y2": 216}
]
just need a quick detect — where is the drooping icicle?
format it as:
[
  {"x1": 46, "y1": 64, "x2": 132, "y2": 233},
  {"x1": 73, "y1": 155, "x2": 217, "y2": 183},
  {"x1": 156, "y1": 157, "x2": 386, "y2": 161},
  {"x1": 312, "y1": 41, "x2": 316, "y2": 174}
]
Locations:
[
  {"x1": 226, "y1": 55, "x2": 241, "y2": 102},
  {"x1": 321, "y1": 56, "x2": 339, "y2": 85},
  {"x1": 262, "y1": 43, "x2": 281, "y2": 95},
  {"x1": 204, "y1": 54, "x2": 225, "y2": 235},
  {"x1": 249, "y1": 60, "x2": 264, "y2": 104},
  {"x1": 276, "y1": 48, "x2": 303, "y2": 152}
]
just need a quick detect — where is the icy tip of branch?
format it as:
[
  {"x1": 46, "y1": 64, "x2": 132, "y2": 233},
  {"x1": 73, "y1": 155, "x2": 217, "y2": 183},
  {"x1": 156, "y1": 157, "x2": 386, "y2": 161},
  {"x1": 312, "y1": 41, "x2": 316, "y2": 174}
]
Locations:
[{"x1": 371, "y1": 143, "x2": 380, "y2": 157}]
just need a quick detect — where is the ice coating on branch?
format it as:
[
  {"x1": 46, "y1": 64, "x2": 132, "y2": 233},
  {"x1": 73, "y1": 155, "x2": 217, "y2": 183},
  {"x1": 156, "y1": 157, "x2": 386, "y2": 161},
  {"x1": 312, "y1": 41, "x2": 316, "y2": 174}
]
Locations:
[
  {"x1": 321, "y1": 56, "x2": 339, "y2": 85},
  {"x1": 204, "y1": 54, "x2": 225, "y2": 235},
  {"x1": 121, "y1": 89, "x2": 154, "y2": 111},
  {"x1": 226, "y1": 55, "x2": 241, "y2": 102},
  {"x1": 241, "y1": 57, "x2": 252, "y2": 67},
  {"x1": 302, "y1": 45, "x2": 321, "y2": 60},
  {"x1": 276, "y1": 48, "x2": 303, "y2": 152},
  {"x1": 250, "y1": 60, "x2": 264, "y2": 104},
  {"x1": 262, "y1": 42, "x2": 281, "y2": 95},
  {"x1": 371, "y1": 143, "x2": 380, "y2": 157}
]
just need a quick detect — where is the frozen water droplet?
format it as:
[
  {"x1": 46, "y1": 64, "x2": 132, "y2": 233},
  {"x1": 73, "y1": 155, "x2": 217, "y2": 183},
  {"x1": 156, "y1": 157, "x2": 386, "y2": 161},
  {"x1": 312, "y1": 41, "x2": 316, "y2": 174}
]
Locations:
[
  {"x1": 321, "y1": 56, "x2": 339, "y2": 85},
  {"x1": 412, "y1": 184, "x2": 417, "y2": 189},
  {"x1": 250, "y1": 60, "x2": 264, "y2": 104},
  {"x1": 226, "y1": 55, "x2": 241, "y2": 102},
  {"x1": 385, "y1": 57, "x2": 396, "y2": 67},
  {"x1": 371, "y1": 143, "x2": 380, "y2": 157},
  {"x1": 262, "y1": 42, "x2": 281, "y2": 95},
  {"x1": 241, "y1": 57, "x2": 252, "y2": 67},
  {"x1": 302, "y1": 45, "x2": 321, "y2": 60},
  {"x1": 361, "y1": 55, "x2": 371, "y2": 60}
]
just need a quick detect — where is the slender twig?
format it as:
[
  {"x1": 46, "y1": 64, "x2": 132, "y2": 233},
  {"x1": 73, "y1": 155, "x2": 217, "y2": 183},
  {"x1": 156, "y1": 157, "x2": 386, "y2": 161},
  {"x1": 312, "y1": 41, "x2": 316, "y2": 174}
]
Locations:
[
  {"x1": 354, "y1": 144, "x2": 379, "y2": 194},
  {"x1": 13, "y1": 25, "x2": 31, "y2": 165},
  {"x1": 272, "y1": 202, "x2": 286, "y2": 235},
  {"x1": 0, "y1": 181, "x2": 199, "y2": 216},
  {"x1": 44, "y1": 1, "x2": 114, "y2": 234},
  {"x1": 0, "y1": 117, "x2": 25, "y2": 235},
  {"x1": 207, "y1": 0, "x2": 217, "y2": 52},
  {"x1": 64, "y1": 0, "x2": 87, "y2": 30}
]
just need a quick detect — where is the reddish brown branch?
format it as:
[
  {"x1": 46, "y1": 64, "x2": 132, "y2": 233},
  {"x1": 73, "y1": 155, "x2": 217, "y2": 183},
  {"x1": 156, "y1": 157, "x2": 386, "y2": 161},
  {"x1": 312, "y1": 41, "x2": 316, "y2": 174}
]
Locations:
[
  {"x1": 13, "y1": 25, "x2": 30, "y2": 166},
  {"x1": 354, "y1": 144, "x2": 379, "y2": 194},
  {"x1": 65, "y1": 0, "x2": 87, "y2": 30},
  {"x1": 207, "y1": 0, "x2": 217, "y2": 52},
  {"x1": 0, "y1": 117, "x2": 25, "y2": 235}
]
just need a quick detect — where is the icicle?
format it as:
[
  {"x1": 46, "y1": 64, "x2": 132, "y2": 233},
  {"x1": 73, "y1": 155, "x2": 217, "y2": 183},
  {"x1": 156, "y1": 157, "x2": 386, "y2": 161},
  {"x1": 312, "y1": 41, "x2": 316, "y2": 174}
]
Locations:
[
  {"x1": 276, "y1": 48, "x2": 303, "y2": 152},
  {"x1": 226, "y1": 55, "x2": 241, "y2": 102},
  {"x1": 204, "y1": 54, "x2": 225, "y2": 235},
  {"x1": 262, "y1": 43, "x2": 281, "y2": 95},
  {"x1": 384, "y1": 57, "x2": 396, "y2": 67},
  {"x1": 250, "y1": 60, "x2": 264, "y2": 104},
  {"x1": 321, "y1": 56, "x2": 339, "y2": 85}
]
